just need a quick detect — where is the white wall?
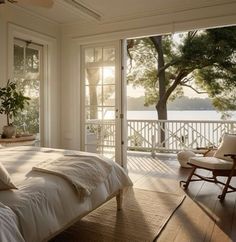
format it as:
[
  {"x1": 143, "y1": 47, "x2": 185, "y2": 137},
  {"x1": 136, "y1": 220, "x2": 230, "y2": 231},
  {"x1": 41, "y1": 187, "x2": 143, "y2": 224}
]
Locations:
[
  {"x1": 60, "y1": 1, "x2": 236, "y2": 149},
  {"x1": 0, "y1": 4, "x2": 61, "y2": 148},
  {"x1": 60, "y1": 36, "x2": 80, "y2": 149}
]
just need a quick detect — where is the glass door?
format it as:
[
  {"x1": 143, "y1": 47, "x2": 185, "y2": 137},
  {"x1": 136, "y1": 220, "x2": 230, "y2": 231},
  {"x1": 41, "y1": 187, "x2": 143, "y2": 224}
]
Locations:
[
  {"x1": 13, "y1": 39, "x2": 43, "y2": 145},
  {"x1": 81, "y1": 41, "x2": 122, "y2": 162}
]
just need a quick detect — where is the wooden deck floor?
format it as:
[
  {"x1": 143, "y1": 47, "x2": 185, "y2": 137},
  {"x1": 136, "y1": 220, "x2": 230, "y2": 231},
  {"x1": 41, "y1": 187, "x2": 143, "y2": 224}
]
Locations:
[{"x1": 127, "y1": 151, "x2": 236, "y2": 242}]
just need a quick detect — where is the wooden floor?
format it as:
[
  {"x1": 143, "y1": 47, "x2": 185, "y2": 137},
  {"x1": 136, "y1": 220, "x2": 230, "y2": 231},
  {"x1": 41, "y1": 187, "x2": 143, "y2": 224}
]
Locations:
[{"x1": 127, "y1": 151, "x2": 236, "y2": 242}]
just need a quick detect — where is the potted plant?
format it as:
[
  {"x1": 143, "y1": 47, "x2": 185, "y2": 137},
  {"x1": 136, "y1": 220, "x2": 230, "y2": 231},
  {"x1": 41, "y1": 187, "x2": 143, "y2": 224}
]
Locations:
[{"x1": 0, "y1": 80, "x2": 30, "y2": 138}]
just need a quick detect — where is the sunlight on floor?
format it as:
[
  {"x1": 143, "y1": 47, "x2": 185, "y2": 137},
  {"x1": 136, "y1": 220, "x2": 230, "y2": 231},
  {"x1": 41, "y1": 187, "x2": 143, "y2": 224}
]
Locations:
[{"x1": 127, "y1": 152, "x2": 177, "y2": 175}]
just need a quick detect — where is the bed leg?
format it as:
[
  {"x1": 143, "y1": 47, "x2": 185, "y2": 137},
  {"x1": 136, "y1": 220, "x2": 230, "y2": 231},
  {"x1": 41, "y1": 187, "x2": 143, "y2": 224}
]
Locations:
[{"x1": 116, "y1": 190, "x2": 123, "y2": 210}]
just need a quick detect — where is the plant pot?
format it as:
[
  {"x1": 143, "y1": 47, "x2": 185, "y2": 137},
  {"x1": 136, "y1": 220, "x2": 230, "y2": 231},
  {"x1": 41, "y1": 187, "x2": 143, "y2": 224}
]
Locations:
[{"x1": 2, "y1": 125, "x2": 16, "y2": 138}]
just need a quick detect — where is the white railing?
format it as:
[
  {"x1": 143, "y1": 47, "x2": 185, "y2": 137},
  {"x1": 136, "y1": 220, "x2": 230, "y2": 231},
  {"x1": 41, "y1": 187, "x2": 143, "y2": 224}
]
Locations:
[
  {"x1": 86, "y1": 119, "x2": 236, "y2": 153},
  {"x1": 127, "y1": 120, "x2": 236, "y2": 152},
  {"x1": 85, "y1": 120, "x2": 116, "y2": 153}
]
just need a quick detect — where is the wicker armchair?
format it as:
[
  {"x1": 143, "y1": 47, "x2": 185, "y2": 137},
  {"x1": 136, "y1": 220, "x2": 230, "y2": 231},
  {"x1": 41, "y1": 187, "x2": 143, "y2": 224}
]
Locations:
[{"x1": 180, "y1": 134, "x2": 236, "y2": 201}]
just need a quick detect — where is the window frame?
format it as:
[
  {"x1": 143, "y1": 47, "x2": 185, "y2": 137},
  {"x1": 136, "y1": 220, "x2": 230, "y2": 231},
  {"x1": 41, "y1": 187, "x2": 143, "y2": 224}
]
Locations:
[
  {"x1": 8, "y1": 23, "x2": 59, "y2": 147},
  {"x1": 13, "y1": 38, "x2": 44, "y2": 142}
]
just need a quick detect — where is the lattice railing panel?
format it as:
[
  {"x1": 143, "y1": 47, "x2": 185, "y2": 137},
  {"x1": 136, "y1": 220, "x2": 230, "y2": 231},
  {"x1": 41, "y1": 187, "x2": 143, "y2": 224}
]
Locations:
[
  {"x1": 127, "y1": 120, "x2": 236, "y2": 152},
  {"x1": 86, "y1": 119, "x2": 236, "y2": 153}
]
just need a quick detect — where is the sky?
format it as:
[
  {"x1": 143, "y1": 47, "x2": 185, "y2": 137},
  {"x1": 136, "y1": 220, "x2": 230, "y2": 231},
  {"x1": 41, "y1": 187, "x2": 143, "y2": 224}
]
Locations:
[{"x1": 127, "y1": 85, "x2": 145, "y2": 97}]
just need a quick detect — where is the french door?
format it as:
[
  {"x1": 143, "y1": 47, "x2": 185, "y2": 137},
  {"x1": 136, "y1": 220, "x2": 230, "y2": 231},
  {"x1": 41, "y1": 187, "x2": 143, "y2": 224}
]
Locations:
[
  {"x1": 81, "y1": 41, "x2": 125, "y2": 166},
  {"x1": 13, "y1": 38, "x2": 43, "y2": 145}
]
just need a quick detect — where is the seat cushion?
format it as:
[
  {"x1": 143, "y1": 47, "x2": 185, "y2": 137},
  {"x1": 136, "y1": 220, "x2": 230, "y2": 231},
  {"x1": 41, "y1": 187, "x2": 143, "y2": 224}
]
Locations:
[{"x1": 189, "y1": 156, "x2": 233, "y2": 170}]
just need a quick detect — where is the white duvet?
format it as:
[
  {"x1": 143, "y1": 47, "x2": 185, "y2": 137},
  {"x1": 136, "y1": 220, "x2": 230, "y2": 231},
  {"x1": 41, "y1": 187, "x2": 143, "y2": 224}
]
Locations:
[
  {"x1": 0, "y1": 202, "x2": 25, "y2": 242},
  {"x1": 32, "y1": 154, "x2": 113, "y2": 198},
  {"x1": 0, "y1": 146, "x2": 132, "y2": 242}
]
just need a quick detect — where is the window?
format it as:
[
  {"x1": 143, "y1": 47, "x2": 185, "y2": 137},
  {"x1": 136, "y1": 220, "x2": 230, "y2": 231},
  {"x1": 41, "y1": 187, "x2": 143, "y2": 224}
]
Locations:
[{"x1": 13, "y1": 39, "x2": 43, "y2": 141}]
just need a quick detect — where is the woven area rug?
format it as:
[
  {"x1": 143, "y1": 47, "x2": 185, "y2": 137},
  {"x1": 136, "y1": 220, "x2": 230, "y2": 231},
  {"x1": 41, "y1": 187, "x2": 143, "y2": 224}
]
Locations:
[{"x1": 52, "y1": 188, "x2": 185, "y2": 242}]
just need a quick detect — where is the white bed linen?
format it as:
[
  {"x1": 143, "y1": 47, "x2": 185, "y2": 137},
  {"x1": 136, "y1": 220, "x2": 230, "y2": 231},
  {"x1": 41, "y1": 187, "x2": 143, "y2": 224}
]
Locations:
[
  {"x1": 0, "y1": 146, "x2": 132, "y2": 242},
  {"x1": 0, "y1": 202, "x2": 25, "y2": 242},
  {"x1": 32, "y1": 154, "x2": 113, "y2": 198}
]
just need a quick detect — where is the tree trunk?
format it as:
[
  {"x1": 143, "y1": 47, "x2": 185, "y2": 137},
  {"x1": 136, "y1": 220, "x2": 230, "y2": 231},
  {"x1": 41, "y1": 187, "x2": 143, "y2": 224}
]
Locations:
[
  {"x1": 86, "y1": 68, "x2": 100, "y2": 119},
  {"x1": 150, "y1": 36, "x2": 167, "y2": 120},
  {"x1": 156, "y1": 101, "x2": 167, "y2": 148},
  {"x1": 89, "y1": 85, "x2": 98, "y2": 119},
  {"x1": 157, "y1": 102, "x2": 167, "y2": 120},
  {"x1": 150, "y1": 35, "x2": 167, "y2": 147}
]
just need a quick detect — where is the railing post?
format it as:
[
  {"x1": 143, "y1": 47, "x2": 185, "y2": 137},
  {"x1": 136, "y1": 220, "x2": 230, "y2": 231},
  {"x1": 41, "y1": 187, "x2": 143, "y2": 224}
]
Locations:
[
  {"x1": 230, "y1": 122, "x2": 234, "y2": 134},
  {"x1": 151, "y1": 134, "x2": 156, "y2": 158}
]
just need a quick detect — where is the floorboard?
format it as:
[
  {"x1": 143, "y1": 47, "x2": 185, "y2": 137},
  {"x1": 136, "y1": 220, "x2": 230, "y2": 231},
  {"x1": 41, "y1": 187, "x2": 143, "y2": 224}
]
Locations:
[{"x1": 128, "y1": 152, "x2": 236, "y2": 242}]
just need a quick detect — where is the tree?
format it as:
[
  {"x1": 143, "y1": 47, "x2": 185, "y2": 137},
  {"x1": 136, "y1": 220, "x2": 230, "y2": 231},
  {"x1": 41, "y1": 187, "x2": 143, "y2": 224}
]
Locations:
[
  {"x1": 86, "y1": 68, "x2": 100, "y2": 119},
  {"x1": 127, "y1": 26, "x2": 236, "y2": 120}
]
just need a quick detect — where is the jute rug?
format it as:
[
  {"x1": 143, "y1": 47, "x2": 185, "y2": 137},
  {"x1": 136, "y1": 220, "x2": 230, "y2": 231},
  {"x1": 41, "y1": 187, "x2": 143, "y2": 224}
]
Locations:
[{"x1": 52, "y1": 188, "x2": 185, "y2": 242}]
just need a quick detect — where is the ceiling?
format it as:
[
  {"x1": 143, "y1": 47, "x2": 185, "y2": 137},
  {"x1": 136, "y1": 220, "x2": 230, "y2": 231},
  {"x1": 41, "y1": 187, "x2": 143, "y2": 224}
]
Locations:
[{"x1": 9, "y1": 0, "x2": 236, "y2": 24}]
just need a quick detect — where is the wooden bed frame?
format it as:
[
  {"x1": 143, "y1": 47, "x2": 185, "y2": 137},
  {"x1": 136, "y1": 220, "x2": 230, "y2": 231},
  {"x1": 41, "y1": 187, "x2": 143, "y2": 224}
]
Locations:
[{"x1": 46, "y1": 189, "x2": 123, "y2": 241}]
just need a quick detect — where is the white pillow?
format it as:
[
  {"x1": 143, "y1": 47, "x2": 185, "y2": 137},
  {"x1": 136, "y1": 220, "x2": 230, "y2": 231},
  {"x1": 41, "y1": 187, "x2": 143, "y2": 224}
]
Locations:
[
  {"x1": 214, "y1": 134, "x2": 236, "y2": 161},
  {"x1": 0, "y1": 162, "x2": 17, "y2": 190},
  {"x1": 177, "y1": 150, "x2": 196, "y2": 168}
]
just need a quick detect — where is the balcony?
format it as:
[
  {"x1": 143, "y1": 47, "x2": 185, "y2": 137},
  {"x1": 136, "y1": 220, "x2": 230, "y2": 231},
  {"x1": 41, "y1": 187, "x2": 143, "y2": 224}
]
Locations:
[
  {"x1": 85, "y1": 119, "x2": 236, "y2": 241},
  {"x1": 85, "y1": 119, "x2": 236, "y2": 154}
]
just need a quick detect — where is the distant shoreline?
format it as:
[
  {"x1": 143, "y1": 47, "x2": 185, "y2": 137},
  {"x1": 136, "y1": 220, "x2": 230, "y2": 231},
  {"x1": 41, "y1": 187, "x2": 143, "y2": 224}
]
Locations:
[
  {"x1": 126, "y1": 110, "x2": 236, "y2": 121},
  {"x1": 127, "y1": 96, "x2": 215, "y2": 111},
  {"x1": 128, "y1": 108, "x2": 216, "y2": 111}
]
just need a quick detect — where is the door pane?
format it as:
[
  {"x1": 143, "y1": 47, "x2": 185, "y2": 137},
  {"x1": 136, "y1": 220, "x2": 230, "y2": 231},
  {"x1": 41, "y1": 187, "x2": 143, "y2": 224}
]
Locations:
[
  {"x1": 103, "y1": 66, "x2": 115, "y2": 84},
  {"x1": 103, "y1": 48, "x2": 115, "y2": 62},
  {"x1": 85, "y1": 48, "x2": 94, "y2": 63},
  {"x1": 85, "y1": 106, "x2": 102, "y2": 120},
  {"x1": 85, "y1": 85, "x2": 102, "y2": 107},
  {"x1": 85, "y1": 67, "x2": 102, "y2": 85},
  {"x1": 103, "y1": 85, "x2": 115, "y2": 106},
  {"x1": 94, "y1": 48, "x2": 102, "y2": 62},
  {"x1": 103, "y1": 107, "x2": 115, "y2": 119}
]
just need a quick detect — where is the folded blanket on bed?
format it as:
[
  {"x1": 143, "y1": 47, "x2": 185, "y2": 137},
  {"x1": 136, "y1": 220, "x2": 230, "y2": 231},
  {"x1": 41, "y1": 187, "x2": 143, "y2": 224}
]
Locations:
[{"x1": 32, "y1": 155, "x2": 112, "y2": 199}]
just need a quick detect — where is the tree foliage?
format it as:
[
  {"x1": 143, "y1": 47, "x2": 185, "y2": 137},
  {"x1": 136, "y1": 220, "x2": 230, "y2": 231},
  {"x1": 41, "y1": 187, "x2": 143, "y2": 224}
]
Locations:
[{"x1": 127, "y1": 26, "x2": 236, "y2": 119}]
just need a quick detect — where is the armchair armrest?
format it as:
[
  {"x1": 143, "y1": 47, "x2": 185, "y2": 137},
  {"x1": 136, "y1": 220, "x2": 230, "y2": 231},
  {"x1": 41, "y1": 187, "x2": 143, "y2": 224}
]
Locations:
[
  {"x1": 196, "y1": 146, "x2": 216, "y2": 150},
  {"x1": 224, "y1": 154, "x2": 236, "y2": 163},
  {"x1": 196, "y1": 146, "x2": 217, "y2": 156}
]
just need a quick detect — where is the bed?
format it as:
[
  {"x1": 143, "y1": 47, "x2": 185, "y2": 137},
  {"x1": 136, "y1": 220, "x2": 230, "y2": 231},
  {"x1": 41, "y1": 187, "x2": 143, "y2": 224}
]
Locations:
[{"x1": 0, "y1": 146, "x2": 132, "y2": 242}]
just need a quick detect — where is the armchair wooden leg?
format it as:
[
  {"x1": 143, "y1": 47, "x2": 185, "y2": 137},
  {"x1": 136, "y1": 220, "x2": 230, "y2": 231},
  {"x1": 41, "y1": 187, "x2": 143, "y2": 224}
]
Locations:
[
  {"x1": 218, "y1": 164, "x2": 236, "y2": 201},
  {"x1": 180, "y1": 166, "x2": 196, "y2": 190}
]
